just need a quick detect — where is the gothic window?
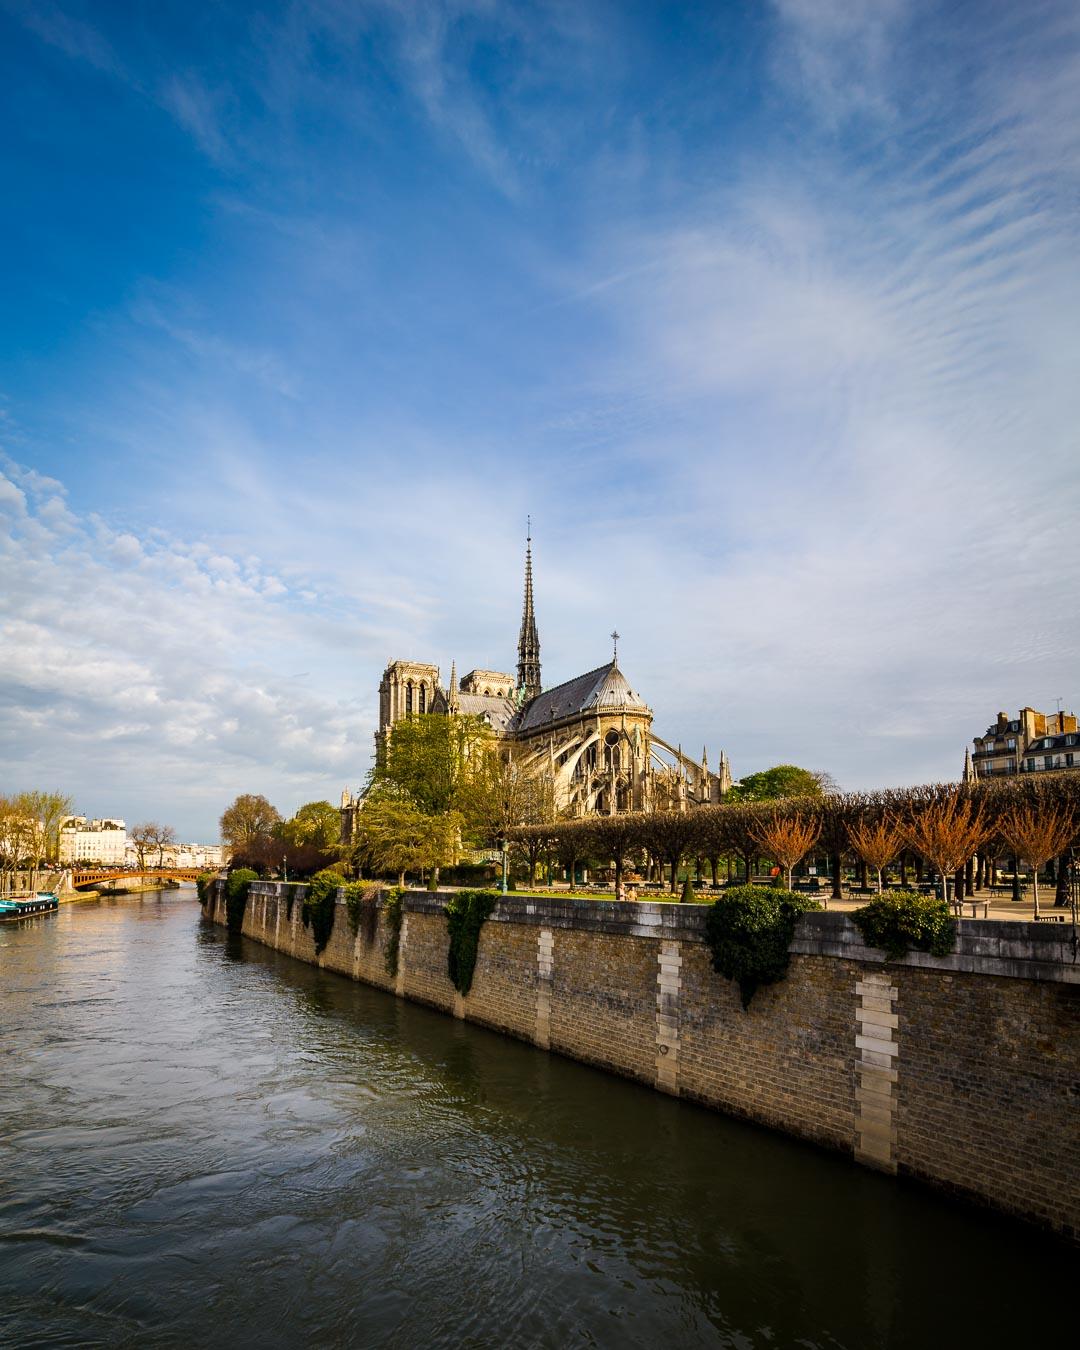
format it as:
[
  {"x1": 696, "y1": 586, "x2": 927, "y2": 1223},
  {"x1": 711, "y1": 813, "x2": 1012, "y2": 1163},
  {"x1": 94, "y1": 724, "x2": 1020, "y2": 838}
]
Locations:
[
  {"x1": 419, "y1": 683, "x2": 427, "y2": 713},
  {"x1": 405, "y1": 682, "x2": 414, "y2": 715}
]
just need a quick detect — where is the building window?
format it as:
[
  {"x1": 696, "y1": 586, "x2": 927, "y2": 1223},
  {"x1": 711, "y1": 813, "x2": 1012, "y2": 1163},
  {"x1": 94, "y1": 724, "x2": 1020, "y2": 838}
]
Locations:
[
  {"x1": 405, "y1": 682, "x2": 414, "y2": 715},
  {"x1": 419, "y1": 683, "x2": 426, "y2": 713},
  {"x1": 1006, "y1": 738, "x2": 1015, "y2": 748},
  {"x1": 1067, "y1": 753, "x2": 1075, "y2": 768},
  {"x1": 1026, "y1": 758, "x2": 1035, "y2": 771},
  {"x1": 1044, "y1": 755, "x2": 1053, "y2": 770}
]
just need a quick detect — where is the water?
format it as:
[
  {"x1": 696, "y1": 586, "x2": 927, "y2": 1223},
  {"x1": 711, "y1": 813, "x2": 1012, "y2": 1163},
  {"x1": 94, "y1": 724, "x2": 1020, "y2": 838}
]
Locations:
[{"x1": 0, "y1": 893, "x2": 1072, "y2": 1348}]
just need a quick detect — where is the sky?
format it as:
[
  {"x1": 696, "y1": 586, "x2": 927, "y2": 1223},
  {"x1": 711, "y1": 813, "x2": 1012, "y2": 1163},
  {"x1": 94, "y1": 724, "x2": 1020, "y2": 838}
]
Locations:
[{"x1": 1, "y1": 0, "x2": 1078, "y2": 841}]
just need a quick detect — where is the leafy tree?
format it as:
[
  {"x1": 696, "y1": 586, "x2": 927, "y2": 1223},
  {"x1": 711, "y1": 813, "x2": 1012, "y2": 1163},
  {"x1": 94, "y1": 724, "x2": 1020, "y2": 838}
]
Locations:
[
  {"x1": 369, "y1": 713, "x2": 491, "y2": 817},
  {"x1": 220, "y1": 794, "x2": 281, "y2": 848},
  {"x1": 354, "y1": 793, "x2": 462, "y2": 887},
  {"x1": 727, "y1": 765, "x2": 830, "y2": 802},
  {"x1": 280, "y1": 800, "x2": 341, "y2": 851},
  {"x1": 457, "y1": 746, "x2": 553, "y2": 846}
]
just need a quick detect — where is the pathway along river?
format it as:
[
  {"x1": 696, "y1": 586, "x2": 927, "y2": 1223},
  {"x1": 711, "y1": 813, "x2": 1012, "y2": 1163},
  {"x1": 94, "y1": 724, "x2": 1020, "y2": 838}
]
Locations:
[{"x1": 1, "y1": 891, "x2": 1073, "y2": 1349}]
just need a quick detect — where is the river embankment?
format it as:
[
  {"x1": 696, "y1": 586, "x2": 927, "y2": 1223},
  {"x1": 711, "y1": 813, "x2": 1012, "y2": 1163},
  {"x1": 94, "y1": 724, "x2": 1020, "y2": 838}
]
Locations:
[{"x1": 206, "y1": 880, "x2": 1080, "y2": 1240}]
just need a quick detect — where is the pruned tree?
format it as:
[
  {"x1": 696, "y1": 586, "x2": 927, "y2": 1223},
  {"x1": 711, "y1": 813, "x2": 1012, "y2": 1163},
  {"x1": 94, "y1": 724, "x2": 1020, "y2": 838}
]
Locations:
[
  {"x1": 638, "y1": 810, "x2": 705, "y2": 894},
  {"x1": 904, "y1": 794, "x2": 986, "y2": 909},
  {"x1": 848, "y1": 814, "x2": 905, "y2": 893},
  {"x1": 995, "y1": 802, "x2": 1076, "y2": 918},
  {"x1": 581, "y1": 813, "x2": 646, "y2": 896},
  {"x1": 752, "y1": 809, "x2": 822, "y2": 890}
]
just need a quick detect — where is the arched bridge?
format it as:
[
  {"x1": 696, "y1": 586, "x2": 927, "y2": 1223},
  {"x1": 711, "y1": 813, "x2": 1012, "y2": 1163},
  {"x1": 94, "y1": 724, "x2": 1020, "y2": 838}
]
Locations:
[{"x1": 70, "y1": 867, "x2": 207, "y2": 889}]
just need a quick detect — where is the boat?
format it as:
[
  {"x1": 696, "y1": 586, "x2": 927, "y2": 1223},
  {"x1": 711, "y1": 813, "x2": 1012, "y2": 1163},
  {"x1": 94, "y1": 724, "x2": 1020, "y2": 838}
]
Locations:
[{"x1": 0, "y1": 891, "x2": 60, "y2": 921}]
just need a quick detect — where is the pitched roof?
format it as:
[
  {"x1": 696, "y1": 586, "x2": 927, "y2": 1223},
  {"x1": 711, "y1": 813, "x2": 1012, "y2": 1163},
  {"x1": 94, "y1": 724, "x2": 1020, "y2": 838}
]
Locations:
[
  {"x1": 456, "y1": 692, "x2": 519, "y2": 734},
  {"x1": 516, "y1": 661, "x2": 649, "y2": 733}
]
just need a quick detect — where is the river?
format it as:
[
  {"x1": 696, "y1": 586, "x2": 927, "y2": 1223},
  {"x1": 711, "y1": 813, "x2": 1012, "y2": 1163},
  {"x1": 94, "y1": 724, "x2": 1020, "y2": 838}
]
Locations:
[{"x1": 0, "y1": 891, "x2": 1072, "y2": 1348}]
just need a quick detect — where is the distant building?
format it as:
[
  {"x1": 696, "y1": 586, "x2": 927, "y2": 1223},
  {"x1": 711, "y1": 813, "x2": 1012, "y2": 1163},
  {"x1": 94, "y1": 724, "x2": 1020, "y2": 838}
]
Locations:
[
  {"x1": 59, "y1": 817, "x2": 127, "y2": 865},
  {"x1": 970, "y1": 707, "x2": 1079, "y2": 780},
  {"x1": 122, "y1": 841, "x2": 228, "y2": 870}
]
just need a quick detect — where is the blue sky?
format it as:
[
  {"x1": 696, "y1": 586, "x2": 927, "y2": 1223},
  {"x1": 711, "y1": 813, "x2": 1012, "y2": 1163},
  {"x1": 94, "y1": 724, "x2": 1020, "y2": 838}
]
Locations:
[{"x1": 1, "y1": 0, "x2": 1078, "y2": 840}]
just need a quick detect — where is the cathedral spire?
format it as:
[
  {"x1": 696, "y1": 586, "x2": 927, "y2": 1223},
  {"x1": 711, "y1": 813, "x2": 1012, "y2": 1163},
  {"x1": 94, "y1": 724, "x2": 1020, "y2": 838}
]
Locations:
[
  {"x1": 448, "y1": 660, "x2": 459, "y2": 713},
  {"x1": 517, "y1": 523, "x2": 542, "y2": 701}
]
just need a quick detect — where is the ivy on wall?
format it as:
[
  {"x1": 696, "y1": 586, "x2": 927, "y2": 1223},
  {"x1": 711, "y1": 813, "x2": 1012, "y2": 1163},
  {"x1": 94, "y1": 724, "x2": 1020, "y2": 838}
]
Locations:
[
  {"x1": 301, "y1": 870, "x2": 343, "y2": 955},
  {"x1": 196, "y1": 872, "x2": 215, "y2": 905},
  {"x1": 383, "y1": 887, "x2": 405, "y2": 978},
  {"x1": 445, "y1": 889, "x2": 498, "y2": 995},
  {"x1": 344, "y1": 882, "x2": 380, "y2": 942},
  {"x1": 703, "y1": 885, "x2": 820, "y2": 1009},
  {"x1": 851, "y1": 891, "x2": 956, "y2": 961},
  {"x1": 224, "y1": 869, "x2": 259, "y2": 935}
]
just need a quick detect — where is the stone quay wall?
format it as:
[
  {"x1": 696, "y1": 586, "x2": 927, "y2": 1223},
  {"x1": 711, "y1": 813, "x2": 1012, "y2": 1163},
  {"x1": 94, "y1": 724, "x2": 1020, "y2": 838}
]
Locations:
[{"x1": 207, "y1": 883, "x2": 1080, "y2": 1239}]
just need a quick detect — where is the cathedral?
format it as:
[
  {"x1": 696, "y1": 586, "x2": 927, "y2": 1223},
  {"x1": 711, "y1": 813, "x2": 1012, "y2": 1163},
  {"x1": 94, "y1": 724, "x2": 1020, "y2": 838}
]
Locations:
[{"x1": 341, "y1": 532, "x2": 730, "y2": 830}]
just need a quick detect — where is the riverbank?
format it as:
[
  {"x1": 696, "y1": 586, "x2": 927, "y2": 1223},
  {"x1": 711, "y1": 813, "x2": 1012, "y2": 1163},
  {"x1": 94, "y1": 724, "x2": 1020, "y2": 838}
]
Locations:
[{"x1": 207, "y1": 880, "x2": 1078, "y2": 1241}]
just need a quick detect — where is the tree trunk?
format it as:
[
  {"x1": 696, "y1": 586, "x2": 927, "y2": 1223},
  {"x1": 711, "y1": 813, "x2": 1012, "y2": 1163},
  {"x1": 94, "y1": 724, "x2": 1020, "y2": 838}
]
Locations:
[
  {"x1": 830, "y1": 852, "x2": 843, "y2": 900},
  {"x1": 743, "y1": 852, "x2": 753, "y2": 885},
  {"x1": 669, "y1": 857, "x2": 679, "y2": 894},
  {"x1": 876, "y1": 866, "x2": 883, "y2": 893},
  {"x1": 1011, "y1": 856, "x2": 1021, "y2": 902},
  {"x1": 1032, "y1": 868, "x2": 1040, "y2": 918},
  {"x1": 614, "y1": 855, "x2": 623, "y2": 895},
  {"x1": 711, "y1": 857, "x2": 719, "y2": 887},
  {"x1": 398, "y1": 870, "x2": 405, "y2": 887},
  {"x1": 914, "y1": 855, "x2": 924, "y2": 884},
  {"x1": 726, "y1": 857, "x2": 733, "y2": 882},
  {"x1": 965, "y1": 856, "x2": 974, "y2": 895},
  {"x1": 785, "y1": 864, "x2": 793, "y2": 890},
  {"x1": 899, "y1": 852, "x2": 908, "y2": 888},
  {"x1": 1055, "y1": 856, "x2": 1070, "y2": 908},
  {"x1": 954, "y1": 866, "x2": 965, "y2": 903},
  {"x1": 858, "y1": 860, "x2": 868, "y2": 890}
]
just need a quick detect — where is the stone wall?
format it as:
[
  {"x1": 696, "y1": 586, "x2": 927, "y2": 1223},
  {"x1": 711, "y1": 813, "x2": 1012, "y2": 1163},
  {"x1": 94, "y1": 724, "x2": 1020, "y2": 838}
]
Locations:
[{"x1": 207, "y1": 884, "x2": 1080, "y2": 1239}]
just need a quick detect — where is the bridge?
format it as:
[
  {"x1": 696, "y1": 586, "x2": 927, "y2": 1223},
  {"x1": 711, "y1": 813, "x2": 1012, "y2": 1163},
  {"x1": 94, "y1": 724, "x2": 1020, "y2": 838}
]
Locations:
[{"x1": 70, "y1": 868, "x2": 208, "y2": 890}]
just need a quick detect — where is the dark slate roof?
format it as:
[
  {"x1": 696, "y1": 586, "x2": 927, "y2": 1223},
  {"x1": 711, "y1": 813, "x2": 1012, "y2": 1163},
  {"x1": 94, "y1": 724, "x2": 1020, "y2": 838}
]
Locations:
[
  {"x1": 516, "y1": 662, "x2": 649, "y2": 733},
  {"x1": 456, "y1": 692, "x2": 519, "y2": 734}
]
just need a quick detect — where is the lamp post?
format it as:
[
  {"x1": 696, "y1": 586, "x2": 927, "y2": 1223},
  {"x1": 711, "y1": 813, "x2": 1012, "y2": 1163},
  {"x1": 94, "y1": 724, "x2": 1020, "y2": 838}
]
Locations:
[{"x1": 497, "y1": 835, "x2": 508, "y2": 895}]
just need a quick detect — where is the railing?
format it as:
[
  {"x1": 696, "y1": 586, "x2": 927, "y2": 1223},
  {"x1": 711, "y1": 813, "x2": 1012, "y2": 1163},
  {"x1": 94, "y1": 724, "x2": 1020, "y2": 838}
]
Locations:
[{"x1": 70, "y1": 868, "x2": 204, "y2": 888}]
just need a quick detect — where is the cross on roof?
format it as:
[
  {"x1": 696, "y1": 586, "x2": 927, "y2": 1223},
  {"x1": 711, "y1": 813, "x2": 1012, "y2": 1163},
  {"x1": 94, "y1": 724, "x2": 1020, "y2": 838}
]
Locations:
[{"x1": 611, "y1": 630, "x2": 620, "y2": 662}]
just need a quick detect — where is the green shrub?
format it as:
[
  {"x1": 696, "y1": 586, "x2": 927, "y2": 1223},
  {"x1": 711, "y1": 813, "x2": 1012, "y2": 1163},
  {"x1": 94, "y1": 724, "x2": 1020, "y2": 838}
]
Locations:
[
  {"x1": 445, "y1": 889, "x2": 498, "y2": 995},
  {"x1": 704, "y1": 885, "x2": 821, "y2": 1009},
  {"x1": 343, "y1": 881, "x2": 377, "y2": 938},
  {"x1": 680, "y1": 877, "x2": 695, "y2": 904},
  {"x1": 851, "y1": 891, "x2": 956, "y2": 961},
  {"x1": 301, "y1": 869, "x2": 341, "y2": 955},
  {"x1": 195, "y1": 872, "x2": 215, "y2": 905},
  {"x1": 225, "y1": 868, "x2": 259, "y2": 934},
  {"x1": 383, "y1": 887, "x2": 405, "y2": 978}
]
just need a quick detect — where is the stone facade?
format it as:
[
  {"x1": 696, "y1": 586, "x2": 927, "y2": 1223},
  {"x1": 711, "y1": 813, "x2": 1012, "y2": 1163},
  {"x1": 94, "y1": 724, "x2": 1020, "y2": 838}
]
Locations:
[
  {"x1": 341, "y1": 534, "x2": 732, "y2": 837},
  {"x1": 208, "y1": 885, "x2": 1080, "y2": 1240}
]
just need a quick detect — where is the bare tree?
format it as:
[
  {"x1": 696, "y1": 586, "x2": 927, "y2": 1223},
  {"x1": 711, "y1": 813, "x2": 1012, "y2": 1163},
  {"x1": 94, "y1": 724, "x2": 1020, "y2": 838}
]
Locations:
[
  {"x1": 130, "y1": 822, "x2": 157, "y2": 871},
  {"x1": 995, "y1": 802, "x2": 1075, "y2": 918},
  {"x1": 904, "y1": 794, "x2": 986, "y2": 909},
  {"x1": 151, "y1": 823, "x2": 177, "y2": 868},
  {"x1": 752, "y1": 809, "x2": 822, "y2": 890},
  {"x1": 848, "y1": 814, "x2": 905, "y2": 893}
]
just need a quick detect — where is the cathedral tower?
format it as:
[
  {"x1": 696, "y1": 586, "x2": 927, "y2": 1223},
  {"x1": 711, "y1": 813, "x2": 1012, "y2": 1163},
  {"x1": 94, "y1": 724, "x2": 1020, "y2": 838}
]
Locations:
[{"x1": 517, "y1": 526, "x2": 542, "y2": 700}]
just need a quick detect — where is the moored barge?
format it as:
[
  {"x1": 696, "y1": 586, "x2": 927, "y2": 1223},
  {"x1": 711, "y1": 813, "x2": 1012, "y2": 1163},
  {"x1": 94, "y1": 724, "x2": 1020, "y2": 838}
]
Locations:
[{"x1": 0, "y1": 892, "x2": 60, "y2": 921}]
